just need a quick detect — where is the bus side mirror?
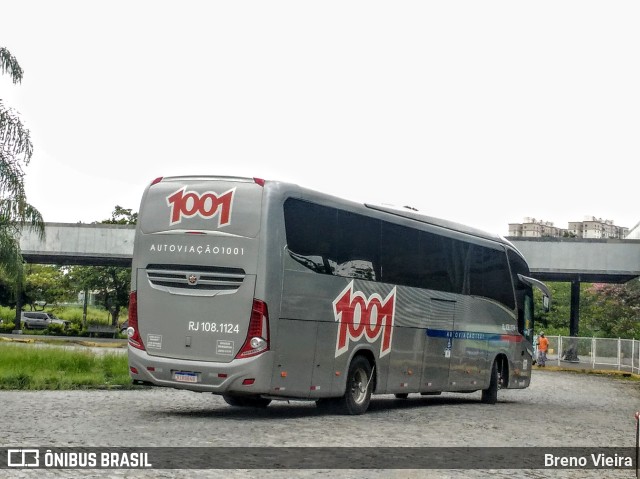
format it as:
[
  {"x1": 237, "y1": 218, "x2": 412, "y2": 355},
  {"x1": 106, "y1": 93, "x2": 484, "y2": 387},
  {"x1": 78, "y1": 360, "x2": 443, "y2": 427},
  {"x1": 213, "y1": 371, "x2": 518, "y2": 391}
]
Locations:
[{"x1": 517, "y1": 274, "x2": 552, "y2": 313}]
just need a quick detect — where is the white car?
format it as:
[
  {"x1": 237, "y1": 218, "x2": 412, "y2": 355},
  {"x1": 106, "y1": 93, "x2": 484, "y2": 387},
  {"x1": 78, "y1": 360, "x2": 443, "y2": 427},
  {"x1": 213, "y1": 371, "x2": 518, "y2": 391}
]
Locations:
[{"x1": 21, "y1": 312, "x2": 70, "y2": 330}]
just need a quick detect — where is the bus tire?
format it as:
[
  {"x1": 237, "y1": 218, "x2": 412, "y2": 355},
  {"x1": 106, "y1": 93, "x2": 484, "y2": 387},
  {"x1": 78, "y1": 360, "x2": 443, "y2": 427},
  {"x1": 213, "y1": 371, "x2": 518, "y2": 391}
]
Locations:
[
  {"x1": 394, "y1": 393, "x2": 409, "y2": 399},
  {"x1": 481, "y1": 361, "x2": 499, "y2": 404},
  {"x1": 223, "y1": 394, "x2": 272, "y2": 408},
  {"x1": 335, "y1": 356, "x2": 373, "y2": 415}
]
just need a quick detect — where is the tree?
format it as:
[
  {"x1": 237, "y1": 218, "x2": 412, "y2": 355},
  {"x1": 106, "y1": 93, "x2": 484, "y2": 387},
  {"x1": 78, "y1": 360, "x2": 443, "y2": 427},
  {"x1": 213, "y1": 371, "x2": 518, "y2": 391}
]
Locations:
[
  {"x1": 0, "y1": 268, "x2": 18, "y2": 307},
  {"x1": 23, "y1": 264, "x2": 73, "y2": 310},
  {"x1": 587, "y1": 281, "x2": 640, "y2": 338},
  {"x1": 70, "y1": 265, "x2": 131, "y2": 326},
  {"x1": 0, "y1": 47, "x2": 44, "y2": 285},
  {"x1": 535, "y1": 282, "x2": 573, "y2": 333},
  {"x1": 100, "y1": 205, "x2": 137, "y2": 225}
]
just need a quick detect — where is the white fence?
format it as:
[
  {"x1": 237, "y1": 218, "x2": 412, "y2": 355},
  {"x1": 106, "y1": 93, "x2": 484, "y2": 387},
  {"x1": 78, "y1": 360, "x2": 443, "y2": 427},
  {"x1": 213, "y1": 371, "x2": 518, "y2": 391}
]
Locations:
[{"x1": 544, "y1": 335, "x2": 640, "y2": 374}]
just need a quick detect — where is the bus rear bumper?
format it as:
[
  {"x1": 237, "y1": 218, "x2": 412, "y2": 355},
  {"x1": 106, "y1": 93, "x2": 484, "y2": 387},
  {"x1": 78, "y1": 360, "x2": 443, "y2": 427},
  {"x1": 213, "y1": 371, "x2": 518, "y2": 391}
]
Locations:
[{"x1": 127, "y1": 346, "x2": 273, "y2": 394}]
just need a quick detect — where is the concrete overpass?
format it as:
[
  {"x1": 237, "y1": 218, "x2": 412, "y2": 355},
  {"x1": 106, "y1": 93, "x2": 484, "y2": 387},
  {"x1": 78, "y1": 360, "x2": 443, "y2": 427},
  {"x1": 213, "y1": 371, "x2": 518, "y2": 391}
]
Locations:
[
  {"x1": 19, "y1": 223, "x2": 135, "y2": 267},
  {"x1": 506, "y1": 237, "x2": 640, "y2": 284},
  {"x1": 18, "y1": 223, "x2": 640, "y2": 279},
  {"x1": 16, "y1": 223, "x2": 640, "y2": 336}
]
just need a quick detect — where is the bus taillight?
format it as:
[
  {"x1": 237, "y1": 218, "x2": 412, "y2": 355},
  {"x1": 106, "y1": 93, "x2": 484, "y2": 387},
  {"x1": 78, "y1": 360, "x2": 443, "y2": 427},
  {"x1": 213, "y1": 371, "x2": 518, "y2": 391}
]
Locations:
[
  {"x1": 236, "y1": 299, "x2": 270, "y2": 359},
  {"x1": 128, "y1": 291, "x2": 146, "y2": 351}
]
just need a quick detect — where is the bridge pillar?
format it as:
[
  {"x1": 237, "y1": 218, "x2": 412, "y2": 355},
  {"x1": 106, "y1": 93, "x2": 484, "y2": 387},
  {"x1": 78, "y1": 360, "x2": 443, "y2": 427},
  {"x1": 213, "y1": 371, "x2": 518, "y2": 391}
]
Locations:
[
  {"x1": 82, "y1": 287, "x2": 88, "y2": 328},
  {"x1": 569, "y1": 279, "x2": 580, "y2": 336},
  {"x1": 13, "y1": 282, "x2": 23, "y2": 333},
  {"x1": 561, "y1": 279, "x2": 582, "y2": 363}
]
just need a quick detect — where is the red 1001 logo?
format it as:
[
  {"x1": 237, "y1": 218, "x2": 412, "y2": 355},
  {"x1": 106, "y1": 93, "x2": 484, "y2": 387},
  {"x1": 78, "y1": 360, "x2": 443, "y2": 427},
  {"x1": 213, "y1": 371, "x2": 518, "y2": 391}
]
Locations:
[
  {"x1": 333, "y1": 281, "x2": 396, "y2": 358},
  {"x1": 166, "y1": 187, "x2": 235, "y2": 226}
]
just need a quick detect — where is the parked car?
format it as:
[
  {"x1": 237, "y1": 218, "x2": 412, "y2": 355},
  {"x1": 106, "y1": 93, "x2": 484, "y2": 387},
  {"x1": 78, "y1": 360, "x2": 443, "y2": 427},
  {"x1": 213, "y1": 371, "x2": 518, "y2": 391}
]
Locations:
[{"x1": 21, "y1": 312, "x2": 71, "y2": 330}]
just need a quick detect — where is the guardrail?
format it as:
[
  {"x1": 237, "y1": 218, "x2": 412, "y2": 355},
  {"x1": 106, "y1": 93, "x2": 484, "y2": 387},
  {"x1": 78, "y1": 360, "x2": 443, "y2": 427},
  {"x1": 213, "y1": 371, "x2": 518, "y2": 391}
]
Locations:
[
  {"x1": 544, "y1": 335, "x2": 640, "y2": 374},
  {"x1": 86, "y1": 324, "x2": 119, "y2": 339}
]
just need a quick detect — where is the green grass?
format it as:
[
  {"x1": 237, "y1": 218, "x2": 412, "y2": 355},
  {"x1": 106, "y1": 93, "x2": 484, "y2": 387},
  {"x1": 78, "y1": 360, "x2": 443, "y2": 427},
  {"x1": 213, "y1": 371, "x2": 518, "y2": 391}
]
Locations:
[{"x1": 0, "y1": 344, "x2": 137, "y2": 390}]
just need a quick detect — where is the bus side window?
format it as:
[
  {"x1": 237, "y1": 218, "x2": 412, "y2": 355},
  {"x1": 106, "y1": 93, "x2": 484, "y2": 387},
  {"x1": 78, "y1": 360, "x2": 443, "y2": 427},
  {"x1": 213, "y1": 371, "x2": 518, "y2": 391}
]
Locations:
[
  {"x1": 336, "y1": 210, "x2": 380, "y2": 281},
  {"x1": 284, "y1": 198, "x2": 338, "y2": 275},
  {"x1": 380, "y1": 222, "x2": 420, "y2": 287},
  {"x1": 419, "y1": 233, "x2": 468, "y2": 294},
  {"x1": 468, "y1": 245, "x2": 515, "y2": 310}
]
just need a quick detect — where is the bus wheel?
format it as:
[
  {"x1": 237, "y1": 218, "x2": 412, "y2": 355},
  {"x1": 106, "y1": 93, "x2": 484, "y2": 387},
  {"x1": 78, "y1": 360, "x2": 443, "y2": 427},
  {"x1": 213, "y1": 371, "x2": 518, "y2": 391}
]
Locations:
[
  {"x1": 394, "y1": 393, "x2": 409, "y2": 399},
  {"x1": 335, "y1": 356, "x2": 373, "y2": 415},
  {"x1": 222, "y1": 394, "x2": 272, "y2": 408},
  {"x1": 481, "y1": 361, "x2": 499, "y2": 405}
]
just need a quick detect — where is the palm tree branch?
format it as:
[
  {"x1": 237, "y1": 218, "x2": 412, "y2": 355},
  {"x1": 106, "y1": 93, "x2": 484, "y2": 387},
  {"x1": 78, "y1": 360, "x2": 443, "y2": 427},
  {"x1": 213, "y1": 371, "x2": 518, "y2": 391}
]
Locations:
[
  {"x1": 0, "y1": 47, "x2": 24, "y2": 84},
  {"x1": 0, "y1": 101, "x2": 33, "y2": 162}
]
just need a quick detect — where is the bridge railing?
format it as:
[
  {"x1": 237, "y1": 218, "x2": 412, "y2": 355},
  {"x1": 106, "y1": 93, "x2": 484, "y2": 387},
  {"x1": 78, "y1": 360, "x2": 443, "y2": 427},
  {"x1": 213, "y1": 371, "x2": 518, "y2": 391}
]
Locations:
[{"x1": 544, "y1": 335, "x2": 640, "y2": 374}]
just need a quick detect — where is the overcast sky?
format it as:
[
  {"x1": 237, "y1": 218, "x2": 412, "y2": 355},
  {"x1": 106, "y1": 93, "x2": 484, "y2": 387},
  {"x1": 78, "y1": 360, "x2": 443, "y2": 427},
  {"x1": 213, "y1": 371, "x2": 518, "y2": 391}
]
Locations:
[{"x1": 2, "y1": 1, "x2": 638, "y2": 235}]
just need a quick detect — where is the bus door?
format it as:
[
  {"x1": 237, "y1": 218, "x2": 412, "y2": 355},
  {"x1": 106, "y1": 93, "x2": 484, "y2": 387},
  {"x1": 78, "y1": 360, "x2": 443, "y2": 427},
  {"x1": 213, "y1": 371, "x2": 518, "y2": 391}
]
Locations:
[
  {"x1": 446, "y1": 321, "x2": 488, "y2": 391},
  {"x1": 421, "y1": 298, "x2": 455, "y2": 392}
]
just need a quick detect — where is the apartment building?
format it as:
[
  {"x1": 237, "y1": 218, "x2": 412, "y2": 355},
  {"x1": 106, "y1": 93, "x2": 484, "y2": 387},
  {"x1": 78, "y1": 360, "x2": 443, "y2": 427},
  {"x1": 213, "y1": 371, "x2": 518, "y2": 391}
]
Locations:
[
  {"x1": 508, "y1": 218, "x2": 563, "y2": 238},
  {"x1": 508, "y1": 216, "x2": 629, "y2": 238}
]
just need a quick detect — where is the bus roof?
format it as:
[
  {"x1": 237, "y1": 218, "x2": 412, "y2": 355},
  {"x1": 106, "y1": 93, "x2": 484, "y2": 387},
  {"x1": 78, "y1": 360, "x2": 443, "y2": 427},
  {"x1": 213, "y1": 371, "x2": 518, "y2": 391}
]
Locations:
[
  {"x1": 364, "y1": 203, "x2": 507, "y2": 245},
  {"x1": 150, "y1": 175, "x2": 517, "y2": 252}
]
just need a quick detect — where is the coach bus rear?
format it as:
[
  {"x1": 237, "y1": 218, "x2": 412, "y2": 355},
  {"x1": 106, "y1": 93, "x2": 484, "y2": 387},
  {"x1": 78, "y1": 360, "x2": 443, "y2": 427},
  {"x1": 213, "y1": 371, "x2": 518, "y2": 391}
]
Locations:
[{"x1": 127, "y1": 176, "x2": 275, "y2": 401}]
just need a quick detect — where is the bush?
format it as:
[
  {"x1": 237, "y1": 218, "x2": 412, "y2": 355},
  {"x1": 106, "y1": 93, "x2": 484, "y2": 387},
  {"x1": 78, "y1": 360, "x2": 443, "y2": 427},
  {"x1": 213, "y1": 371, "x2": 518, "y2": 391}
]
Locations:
[
  {"x1": 0, "y1": 321, "x2": 15, "y2": 333},
  {"x1": 0, "y1": 306, "x2": 17, "y2": 323},
  {"x1": 45, "y1": 323, "x2": 66, "y2": 336},
  {"x1": 21, "y1": 327, "x2": 44, "y2": 335},
  {"x1": 65, "y1": 325, "x2": 81, "y2": 337}
]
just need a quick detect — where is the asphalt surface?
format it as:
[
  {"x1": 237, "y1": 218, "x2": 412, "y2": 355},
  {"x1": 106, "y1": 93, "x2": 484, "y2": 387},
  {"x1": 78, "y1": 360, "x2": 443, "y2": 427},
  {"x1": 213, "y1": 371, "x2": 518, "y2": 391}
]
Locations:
[{"x1": 1, "y1": 361, "x2": 639, "y2": 479}]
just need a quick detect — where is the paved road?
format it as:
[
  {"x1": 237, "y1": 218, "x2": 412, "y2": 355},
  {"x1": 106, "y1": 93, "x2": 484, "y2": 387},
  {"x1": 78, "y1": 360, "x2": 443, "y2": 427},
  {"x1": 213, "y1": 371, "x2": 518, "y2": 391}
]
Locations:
[{"x1": 1, "y1": 368, "x2": 638, "y2": 479}]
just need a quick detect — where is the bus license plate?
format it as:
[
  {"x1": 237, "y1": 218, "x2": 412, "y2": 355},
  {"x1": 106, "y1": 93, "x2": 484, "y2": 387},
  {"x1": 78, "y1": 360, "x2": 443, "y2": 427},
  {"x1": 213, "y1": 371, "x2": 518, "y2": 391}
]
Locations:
[{"x1": 174, "y1": 371, "x2": 198, "y2": 383}]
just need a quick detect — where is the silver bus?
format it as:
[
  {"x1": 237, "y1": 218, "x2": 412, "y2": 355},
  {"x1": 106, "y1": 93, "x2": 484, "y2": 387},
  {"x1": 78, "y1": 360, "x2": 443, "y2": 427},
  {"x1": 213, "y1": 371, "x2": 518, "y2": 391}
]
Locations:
[{"x1": 127, "y1": 175, "x2": 550, "y2": 414}]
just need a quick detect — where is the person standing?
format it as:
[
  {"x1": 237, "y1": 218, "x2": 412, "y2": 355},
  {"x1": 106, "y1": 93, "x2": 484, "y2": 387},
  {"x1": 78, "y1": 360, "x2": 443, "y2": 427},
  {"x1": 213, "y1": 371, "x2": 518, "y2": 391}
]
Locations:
[{"x1": 537, "y1": 332, "x2": 549, "y2": 367}]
